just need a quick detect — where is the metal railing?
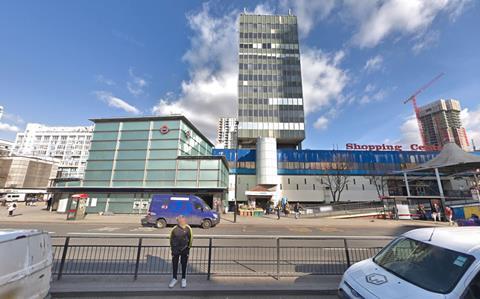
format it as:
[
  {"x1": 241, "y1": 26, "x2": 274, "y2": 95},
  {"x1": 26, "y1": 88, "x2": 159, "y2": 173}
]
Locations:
[{"x1": 51, "y1": 236, "x2": 391, "y2": 280}]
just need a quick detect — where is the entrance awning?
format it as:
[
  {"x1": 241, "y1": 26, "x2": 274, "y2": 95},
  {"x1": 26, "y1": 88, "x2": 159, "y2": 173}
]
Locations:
[{"x1": 245, "y1": 185, "x2": 276, "y2": 196}]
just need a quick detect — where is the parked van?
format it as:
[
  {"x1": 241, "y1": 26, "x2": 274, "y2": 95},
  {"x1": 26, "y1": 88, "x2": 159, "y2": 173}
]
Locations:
[
  {"x1": 0, "y1": 229, "x2": 52, "y2": 299},
  {"x1": 141, "y1": 194, "x2": 220, "y2": 229},
  {"x1": 1, "y1": 194, "x2": 26, "y2": 202},
  {"x1": 339, "y1": 227, "x2": 480, "y2": 299}
]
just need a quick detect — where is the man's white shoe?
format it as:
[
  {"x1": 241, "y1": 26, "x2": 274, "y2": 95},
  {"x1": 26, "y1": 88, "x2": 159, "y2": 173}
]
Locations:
[
  {"x1": 168, "y1": 278, "x2": 177, "y2": 288},
  {"x1": 181, "y1": 278, "x2": 187, "y2": 288}
]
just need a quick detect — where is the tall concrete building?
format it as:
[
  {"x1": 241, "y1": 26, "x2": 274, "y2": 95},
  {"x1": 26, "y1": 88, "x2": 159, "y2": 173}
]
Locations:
[
  {"x1": 13, "y1": 123, "x2": 93, "y2": 178},
  {"x1": 216, "y1": 117, "x2": 237, "y2": 149},
  {"x1": 237, "y1": 13, "x2": 305, "y2": 149},
  {"x1": 418, "y1": 99, "x2": 469, "y2": 150},
  {"x1": 0, "y1": 106, "x2": 3, "y2": 120}
]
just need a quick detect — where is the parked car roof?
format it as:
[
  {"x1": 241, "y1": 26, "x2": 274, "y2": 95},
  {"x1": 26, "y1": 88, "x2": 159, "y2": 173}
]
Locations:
[{"x1": 403, "y1": 227, "x2": 480, "y2": 257}]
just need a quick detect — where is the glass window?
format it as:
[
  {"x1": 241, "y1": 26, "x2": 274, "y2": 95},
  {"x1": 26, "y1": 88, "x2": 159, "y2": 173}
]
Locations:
[
  {"x1": 178, "y1": 160, "x2": 198, "y2": 170},
  {"x1": 177, "y1": 170, "x2": 197, "y2": 181},
  {"x1": 115, "y1": 160, "x2": 145, "y2": 170},
  {"x1": 86, "y1": 161, "x2": 114, "y2": 170},
  {"x1": 92, "y1": 132, "x2": 118, "y2": 141},
  {"x1": 90, "y1": 141, "x2": 117, "y2": 151},
  {"x1": 149, "y1": 150, "x2": 178, "y2": 159},
  {"x1": 146, "y1": 160, "x2": 176, "y2": 169},
  {"x1": 120, "y1": 131, "x2": 149, "y2": 140},
  {"x1": 146, "y1": 170, "x2": 176, "y2": 180},
  {"x1": 462, "y1": 271, "x2": 480, "y2": 299},
  {"x1": 118, "y1": 140, "x2": 148, "y2": 150},
  {"x1": 94, "y1": 122, "x2": 120, "y2": 132},
  {"x1": 200, "y1": 160, "x2": 219, "y2": 170},
  {"x1": 199, "y1": 170, "x2": 218, "y2": 180},
  {"x1": 113, "y1": 170, "x2": 144, "y2": 180},
  {"x1": 121, "y1": 121, "x2": 150, "y2": 131},
  {"x1": 150, "y1": 139, "x2": 179, "y2": 149},
  {"x1": 88, "y1": 151, "x2": 115, "y2": 160},
  {"x1": 374, "y1": 237, "x2": 474, "y2": 294},
  {"x1": 116, "y1": 150, "x2": 147, "y2": 160},
  {"x1": 84, "y1": 170, "x2": 112, "y2": 181}
]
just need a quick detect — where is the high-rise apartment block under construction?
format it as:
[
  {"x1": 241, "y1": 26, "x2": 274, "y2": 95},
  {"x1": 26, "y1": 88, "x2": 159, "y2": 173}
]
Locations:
[{"x1": 418, "y1": 99, "x2": 469, "y2": 150}]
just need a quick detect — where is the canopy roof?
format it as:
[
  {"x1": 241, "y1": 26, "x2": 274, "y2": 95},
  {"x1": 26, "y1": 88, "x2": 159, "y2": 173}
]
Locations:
[{"x1": 407, "y1": 142, "x2": 480, "y2": 174}]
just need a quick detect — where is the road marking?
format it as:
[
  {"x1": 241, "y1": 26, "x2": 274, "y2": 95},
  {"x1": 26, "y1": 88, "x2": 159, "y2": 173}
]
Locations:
[{"x1": 87, "y1": 226, "x2": 120, "y2": 232}]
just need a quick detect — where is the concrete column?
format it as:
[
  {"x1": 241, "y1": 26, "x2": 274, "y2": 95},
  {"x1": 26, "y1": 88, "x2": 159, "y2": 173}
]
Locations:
[
  {"x1": 256, "y1": 137, "x2": 278, "y2": 185},
  {"x1": 403, "y1": 172, "x2": 411, "y2": 197},
  {"x1": 435, "y1": 168, "x2": 447, "y2": 219}
]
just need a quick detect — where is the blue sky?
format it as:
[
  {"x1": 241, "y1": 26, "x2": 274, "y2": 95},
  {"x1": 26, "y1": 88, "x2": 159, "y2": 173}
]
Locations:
[{"x1": 1, "y1": 0, "x2": 479, "y2": 150}]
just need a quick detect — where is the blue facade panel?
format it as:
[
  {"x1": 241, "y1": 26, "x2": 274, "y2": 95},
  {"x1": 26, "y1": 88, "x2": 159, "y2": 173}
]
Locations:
[{"x1": 213, "y1": 148, "x2": 447, "y2": 176}]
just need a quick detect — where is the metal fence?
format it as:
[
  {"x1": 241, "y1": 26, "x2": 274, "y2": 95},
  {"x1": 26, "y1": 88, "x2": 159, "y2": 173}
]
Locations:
[{"x1": 51, "y1": 236, "x2": 391, "y2": 280}]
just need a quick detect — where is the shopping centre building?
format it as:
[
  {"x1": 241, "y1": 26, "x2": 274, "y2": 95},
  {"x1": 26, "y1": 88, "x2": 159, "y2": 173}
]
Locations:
[{"x1": 49, "y1": 116, "x2": 229, "y2": 214}]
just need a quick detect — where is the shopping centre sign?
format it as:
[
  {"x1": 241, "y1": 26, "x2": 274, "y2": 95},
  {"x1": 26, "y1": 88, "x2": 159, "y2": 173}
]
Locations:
[{"x1": 346, "y1": 143, "x2": 442, "y2": 151}]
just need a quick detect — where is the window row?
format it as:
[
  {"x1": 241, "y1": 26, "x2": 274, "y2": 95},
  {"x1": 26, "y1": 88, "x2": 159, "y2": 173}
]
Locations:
[
  {"x1": 239, "y1": 98, "x2": 303, "y2": 106},
  {"x1": 239, "y1": 43, "x2": 298, "y2": 50},
  {"x1": 239, "y1": 22, "x2": 297, "y2": 31},
  {"x1": 239, "y1": 32, "x2": 297, "y2": 40},
  {"x1": 238, "y1": 86, "x2": 302, "y2": 95},
  {"x1": 239, "y1": 74, "x2": 302, "y2": 84}
]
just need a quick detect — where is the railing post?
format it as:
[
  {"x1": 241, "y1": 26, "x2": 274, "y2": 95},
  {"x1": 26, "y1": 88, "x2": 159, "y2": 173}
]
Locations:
[
  {"x1": 276, "y1": 238, "x2": 280, "y2": 280},
  {"x1": 134, "y1": 238, "x2": 143, "y2": 280},
  {"x1": 57, "y1": 236, "x2": 70, "y2": 280},
  {"x1": 207, "y1": 238, "x2": 213, "y2": 280},
  {"x1": 344, "y1": 238, "x2": 351, "y2": 268}
]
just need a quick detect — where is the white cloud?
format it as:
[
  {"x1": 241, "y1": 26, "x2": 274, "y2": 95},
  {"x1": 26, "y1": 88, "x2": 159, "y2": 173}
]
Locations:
[
  {"x1": 280, "y1": 0, "x2": 337, "y2": 36},
  {"x1": 359, "y1": 84, "x2": 388, "y2": 104},
  {"x1": 301, "y1": 48, "x2": 349, "y2": 114},
  {"x1": 152, "y1": 4, "x2": 241, "y2": 140},
  {"x1": 127, "y1": 68, "x2": 148, "y2": 97},
  {"x1": 412, "y1": 30, "x2": 440, "y2": 54},
  {"x1": 398, "y1": 114, "x2": 422, "y2": 145},
  {"x1": 461, "y1": 107, "x2": 480, "y2": 149},
  {"x1": 363, "y1": 55, "x2": 383, "y2": 72},
  {"x1": 0, "y1": 122, "x2": 20, "y2": 132},
  {"x1": 95, "y1": 91, "x2": 140, "y2": 114},
  {"x1": 349, "y1": 0, "x2": 471, "y2": 48},
  {"x1": 96, "y1": 74, "x2": 115, "y2": 86},
  {"x1": 314, "y1": 116, "x2": 329, "y2": 130}
]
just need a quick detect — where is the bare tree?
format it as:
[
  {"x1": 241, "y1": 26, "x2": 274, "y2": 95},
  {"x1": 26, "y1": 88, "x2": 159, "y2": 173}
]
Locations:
[
  {"x1": 366, "y1": 175, "x2": 388, "y2": 199},
  {"x1": 322, "y1": 152, "x2": 350, "y2": 203}
]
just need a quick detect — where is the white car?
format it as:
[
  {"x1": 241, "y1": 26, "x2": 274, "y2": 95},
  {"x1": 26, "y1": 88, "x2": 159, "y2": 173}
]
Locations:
[{"x1": 339, "y1": 227, "x2": 480, "y2": 299}]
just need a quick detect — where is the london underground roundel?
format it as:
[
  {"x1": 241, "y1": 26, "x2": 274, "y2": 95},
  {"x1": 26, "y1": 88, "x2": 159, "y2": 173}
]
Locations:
[{"x1": 160, "y1": 125, "x2": 169, "y2": 134}]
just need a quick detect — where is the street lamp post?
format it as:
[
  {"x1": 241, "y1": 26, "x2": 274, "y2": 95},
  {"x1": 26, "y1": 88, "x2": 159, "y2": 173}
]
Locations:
[{"x1": 233, "y1": 121, "x2": 239, "y2": 223}]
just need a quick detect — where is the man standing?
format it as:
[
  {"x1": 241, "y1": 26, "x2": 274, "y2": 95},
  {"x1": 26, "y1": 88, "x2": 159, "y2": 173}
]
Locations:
[
  {"x1": 7, "y1": 201, "x2": 17, "y2": 216},
  {"x1": 445, "y1": 206, "x2": 454, "y2": 225},
  {"x1": 293, "y1": 202, "x2": 301, "y2": 219},
  {"x1": 169, "y1": 215, "x2": 193, "y2": 289}
]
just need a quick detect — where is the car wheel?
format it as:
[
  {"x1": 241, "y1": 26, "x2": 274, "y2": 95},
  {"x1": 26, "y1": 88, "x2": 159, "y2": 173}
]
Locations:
[
  {"x1": 155, "y1": 218, "x2": 167, "y2": 229},
  {"x1": 201, "y1": 219, "x2": 212, "y2": 229}
]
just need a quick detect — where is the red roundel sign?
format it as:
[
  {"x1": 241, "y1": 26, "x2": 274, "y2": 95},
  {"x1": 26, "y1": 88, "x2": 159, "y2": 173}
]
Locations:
[{"x1": 160, "y1": 125, "x2": 169, "y2": 134}]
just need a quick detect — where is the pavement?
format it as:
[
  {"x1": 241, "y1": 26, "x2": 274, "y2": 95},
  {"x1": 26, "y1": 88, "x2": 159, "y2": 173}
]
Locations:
[
  {"x1": 0, "y1": 205, "x2": 446, "y2": 238},
  {"x1": 50, "y1": 275, "x2": 341, "y2": 298}
]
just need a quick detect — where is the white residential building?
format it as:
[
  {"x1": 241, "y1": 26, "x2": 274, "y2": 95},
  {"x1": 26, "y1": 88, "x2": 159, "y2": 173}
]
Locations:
[
  {"x1": 13, "y1": 123, "x2": 94, "y2": 178},
  {"x1": 0, "y1": 139, "x2": 13, "y2": 156},
  {"x1": 216, "y1": 117, "x2": 237, "y2": 149}
]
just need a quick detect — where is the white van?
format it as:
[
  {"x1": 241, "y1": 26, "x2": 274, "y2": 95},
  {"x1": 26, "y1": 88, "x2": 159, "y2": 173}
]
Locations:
[
  {"x1": 1, "y1": 194, "x2": 26, "y2": 202},
  {"x1": 339, "y1": 227, "x2": 480, "y2": 299},
  {"x1": 0, "y1": 230, "x2": 52, "y2": 299}
]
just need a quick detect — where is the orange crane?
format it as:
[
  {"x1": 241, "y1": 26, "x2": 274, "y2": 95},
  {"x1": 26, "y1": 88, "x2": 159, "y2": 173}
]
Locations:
[{"x1": 403, "y1": 72, "x2": 444, "y2": 146}]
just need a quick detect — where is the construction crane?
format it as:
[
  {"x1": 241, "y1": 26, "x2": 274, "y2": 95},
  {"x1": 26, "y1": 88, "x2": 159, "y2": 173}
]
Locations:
[{"x1": 403, "y1": 72, "x2": 445, "y2": 146}]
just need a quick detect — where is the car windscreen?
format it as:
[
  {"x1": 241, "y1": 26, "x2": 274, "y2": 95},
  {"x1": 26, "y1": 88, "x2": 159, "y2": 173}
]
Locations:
[{"x1": 373, "y1": 237, "x2": 474, "y2": 294}]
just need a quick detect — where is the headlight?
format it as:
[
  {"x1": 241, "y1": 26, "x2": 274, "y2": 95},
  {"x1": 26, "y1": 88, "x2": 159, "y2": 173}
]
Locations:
[
  {"x1": 344, "y1": 281, "x2": 365, "y2": 299},
  {"x1": 213, "y1": 213, "x2": 218, "y2": 219}
]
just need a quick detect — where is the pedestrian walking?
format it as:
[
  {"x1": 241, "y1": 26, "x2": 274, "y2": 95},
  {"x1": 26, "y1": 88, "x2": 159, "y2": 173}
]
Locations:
[
  {"x1": 293, "y1": 202, "x2": 301, "y2": 219},
  {"x1": 277, "y1": 203, "x2": 281, "y2": 220},
  {"x1": 7, "y1": 201, "x2": 17, "y2": 216},
  {"x1": 445, "y1": 206, "x2": 454, "y2": 225},
  {"x1": 432, "y1": 203, "x2": 441, "y2": 222},
  {"x1": 46, "y1": 197, "x2": 53, "y2": 211},
  {"x1": 169, "y1": 215, "x2": 193, "y2": 289}
]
